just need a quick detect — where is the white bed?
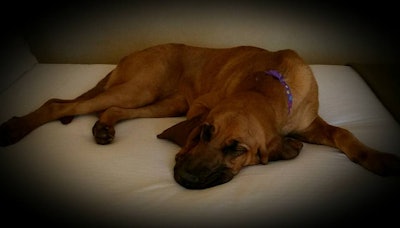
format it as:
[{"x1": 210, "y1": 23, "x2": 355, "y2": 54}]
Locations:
[{"x1": 1, "y1": 43, "x2": 399, "y2": 227}]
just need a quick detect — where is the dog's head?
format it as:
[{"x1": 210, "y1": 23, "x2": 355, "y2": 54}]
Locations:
[{"x1": 158, "y1": 97, "x2": 303, "y2": 189}]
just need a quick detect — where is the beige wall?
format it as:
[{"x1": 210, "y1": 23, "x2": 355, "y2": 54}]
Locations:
[{"x1": 22, "y1": 1, "x2": 399, "y2": 64}]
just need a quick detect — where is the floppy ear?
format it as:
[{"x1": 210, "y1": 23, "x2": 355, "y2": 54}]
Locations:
[
  {"x1": 157, "y1": 115, "x2": 205, "y2": 147},
  {"x1": 258, "y1": 136, "x2": 303, "y2": 164}
]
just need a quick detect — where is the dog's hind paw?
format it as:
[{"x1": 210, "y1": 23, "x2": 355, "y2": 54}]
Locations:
[
  {"x1": 0, "y1": 117, "x2": 29, "y2": 146},
  {"x1": 92, "y1": 121, "x2": 115, "y2": 145}
]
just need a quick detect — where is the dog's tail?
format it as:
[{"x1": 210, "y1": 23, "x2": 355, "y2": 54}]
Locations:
[
  {"x1": 292, "y1": 116, "x2": 400, "y2": 176},
  {"x1": 58, "y1": 70, "x2": 113, "y2": 125}
]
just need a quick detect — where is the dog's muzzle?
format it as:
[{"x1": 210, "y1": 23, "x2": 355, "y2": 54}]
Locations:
[{"x1": 173, "y1": 157, "x2": 234, "y2": 189}]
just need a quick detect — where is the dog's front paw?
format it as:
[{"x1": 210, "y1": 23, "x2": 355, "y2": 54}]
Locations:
[
  {"x1": 92, "y1": 121, "x2": 115, "y2": 145},
  {"x1": 0, "y1": 117, "x2": 30, "y2": 146}
]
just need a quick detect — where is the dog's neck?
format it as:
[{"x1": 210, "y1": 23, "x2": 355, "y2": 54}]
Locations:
[{"x1": 264, "y1": 70, "x2": 293, "y2": 114}]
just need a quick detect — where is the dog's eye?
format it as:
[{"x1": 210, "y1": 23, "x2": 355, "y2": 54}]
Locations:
[{"x1": 222, "y1": 140, "x2": 248, "y2": 156}]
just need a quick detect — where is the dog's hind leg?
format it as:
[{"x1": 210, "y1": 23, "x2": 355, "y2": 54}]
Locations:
[
  {"x1": 58, "y1": 71, "x2": 112, "y2": 125},
  {"x1": 292, "y1": 116, "x2": 400, "y2": 176},
  {"x1": 92, "y1": 94, "x2": 189, "y2": 144},
  {"x1": 0, "y1": 82, "x2": 158, "y2": 146}
]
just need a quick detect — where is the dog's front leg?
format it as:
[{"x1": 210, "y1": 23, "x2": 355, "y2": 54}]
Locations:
[{"x1": 93, "y1": 95, "x2": 188, "y2": 144}]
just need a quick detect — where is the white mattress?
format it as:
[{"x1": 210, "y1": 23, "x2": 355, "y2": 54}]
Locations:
[{"x1": 1, "y1": 64, "x2": 399, "y2": 226}]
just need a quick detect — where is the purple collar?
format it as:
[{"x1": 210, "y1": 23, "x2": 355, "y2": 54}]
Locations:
[{"x1": 264, "y1": 70, "x2": 293, "y2": 114}]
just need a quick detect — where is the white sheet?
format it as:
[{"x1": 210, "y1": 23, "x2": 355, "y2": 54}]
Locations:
[{"x1": 1, "y1": 64, "x2": 399, "y2": 226}]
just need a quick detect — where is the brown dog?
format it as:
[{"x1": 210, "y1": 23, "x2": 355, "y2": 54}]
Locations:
[{"x1": 1, "y1": 43, "x2": 399, "y2": 189}]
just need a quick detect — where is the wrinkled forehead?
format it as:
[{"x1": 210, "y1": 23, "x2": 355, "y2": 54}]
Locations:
[
  {"x1": 206, "y1": 108, "x2": 259, "y2": 139},
  {"x1": 209, "y1": 110, "x2": 245, "y2": 128}
]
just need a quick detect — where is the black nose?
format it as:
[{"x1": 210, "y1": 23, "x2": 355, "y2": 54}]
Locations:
[
  {"x1": 174, "y1": 166, "x2": 210, "y2": 189},
  {"x1": 175, "y1": 169, "x2": 199, "y2": 184}
]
